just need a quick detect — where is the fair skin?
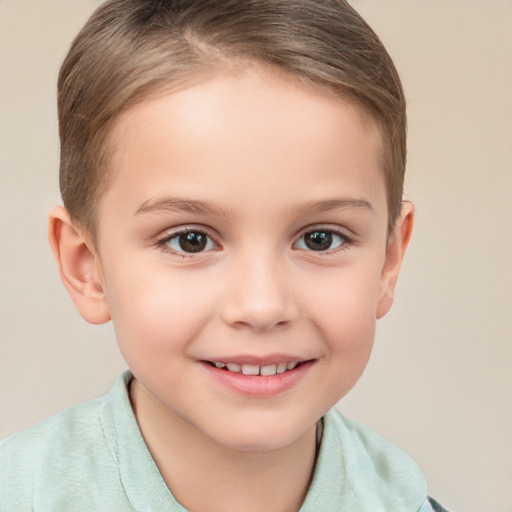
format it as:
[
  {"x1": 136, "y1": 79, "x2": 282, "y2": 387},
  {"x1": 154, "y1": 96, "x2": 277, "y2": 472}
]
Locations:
[{"x1": 49, "y1": 70, "x2": 413, "y2": 512}]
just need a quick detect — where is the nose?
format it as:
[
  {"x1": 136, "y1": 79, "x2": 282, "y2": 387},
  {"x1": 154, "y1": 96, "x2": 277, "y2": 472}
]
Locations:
[{"x1": 220, "y1": 251, "x2": 298, "y2": 333}]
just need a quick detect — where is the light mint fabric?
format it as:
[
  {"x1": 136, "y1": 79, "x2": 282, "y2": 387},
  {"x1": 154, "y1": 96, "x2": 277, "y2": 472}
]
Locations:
[{"x1": 1, "y1": 371, "x2": 434, "y2": 511}]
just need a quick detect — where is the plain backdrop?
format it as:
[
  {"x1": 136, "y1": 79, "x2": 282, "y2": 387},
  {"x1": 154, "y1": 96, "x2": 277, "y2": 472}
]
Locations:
[{"x1": 1, "y1": 1, "x2": 511, "y2": 511}]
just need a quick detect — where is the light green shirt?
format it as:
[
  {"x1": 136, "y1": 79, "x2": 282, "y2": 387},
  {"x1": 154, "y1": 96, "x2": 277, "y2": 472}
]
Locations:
[{"x1": 1, "y1": 371, "x2": 435, "y2": 511}]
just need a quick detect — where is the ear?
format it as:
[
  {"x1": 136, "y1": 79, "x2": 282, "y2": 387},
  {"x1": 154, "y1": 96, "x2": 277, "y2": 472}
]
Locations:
[
  {"x1": 48, "y1": 206, "x2": 111, "y2": 324},
  {"x1": 376, "y1": 201, "x2": 414, "y2": 319}
]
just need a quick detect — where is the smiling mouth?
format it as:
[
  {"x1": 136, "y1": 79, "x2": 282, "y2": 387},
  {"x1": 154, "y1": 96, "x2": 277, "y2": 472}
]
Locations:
[{"x1": 204, "y1": 361, "x2": 304, "y2": 376}]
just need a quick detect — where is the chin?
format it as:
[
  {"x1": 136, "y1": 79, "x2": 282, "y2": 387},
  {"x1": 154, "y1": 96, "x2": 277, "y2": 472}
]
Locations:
[
  {"x1": 205, "y1": 415, "x2": 316, "y2": 453},
  {"x1": 217, "y1": 435, "x2": 297, "y2": 453}
]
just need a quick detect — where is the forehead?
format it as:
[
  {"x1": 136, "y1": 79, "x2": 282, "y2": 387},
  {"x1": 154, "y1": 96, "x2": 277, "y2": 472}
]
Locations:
[{"x1": 100, "y1": 71, "x2": 386, "y2": 229}]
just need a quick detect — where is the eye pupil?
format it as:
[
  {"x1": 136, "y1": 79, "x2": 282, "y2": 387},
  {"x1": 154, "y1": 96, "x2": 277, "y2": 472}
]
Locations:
[
  {"x1": 305, "y1": 231, "x2": 333, "y2": 251},
  {"x1": 179, "y1": 232, "x2": 207, "y2": 253}
]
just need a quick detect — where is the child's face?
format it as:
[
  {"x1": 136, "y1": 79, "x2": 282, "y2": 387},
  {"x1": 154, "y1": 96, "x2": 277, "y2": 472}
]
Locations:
[{"x1": 87, "y1": 71, "x2": 407, "y2": 450}]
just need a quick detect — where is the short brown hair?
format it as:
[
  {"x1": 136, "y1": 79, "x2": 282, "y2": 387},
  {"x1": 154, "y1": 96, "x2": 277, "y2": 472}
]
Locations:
[{"x1": 58, "y1": 0, "x2": 406, "y2": 238}]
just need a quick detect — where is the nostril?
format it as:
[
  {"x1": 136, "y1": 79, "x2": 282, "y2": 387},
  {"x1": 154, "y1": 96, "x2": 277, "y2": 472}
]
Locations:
[{"x1": 220, "y1": 276, "x2": 298, "y2": 331}]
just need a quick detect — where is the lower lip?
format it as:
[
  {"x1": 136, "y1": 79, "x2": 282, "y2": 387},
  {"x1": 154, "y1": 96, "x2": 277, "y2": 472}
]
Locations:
[{"x1": 201, "y1": 361, "x2": 314, "y2": 398}]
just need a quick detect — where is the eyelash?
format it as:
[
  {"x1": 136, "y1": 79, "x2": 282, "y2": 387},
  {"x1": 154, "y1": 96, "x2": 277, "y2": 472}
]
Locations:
[{"x1": 155, "y1": 226, "x2": 353, "y2": 258}]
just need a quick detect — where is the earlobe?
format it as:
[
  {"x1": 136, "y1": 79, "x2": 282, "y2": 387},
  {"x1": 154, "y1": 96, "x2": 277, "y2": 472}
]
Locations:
[
  {"x1": 48, "y1": 206, "x2": 111, "y2": 325},
  {"x1": 376, "y1": 201, "x2": 414, "y2": 319}
]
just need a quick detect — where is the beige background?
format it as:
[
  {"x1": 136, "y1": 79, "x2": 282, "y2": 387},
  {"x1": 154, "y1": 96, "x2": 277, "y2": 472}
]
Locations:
[{"x1": 1, "y1": 1, "x2": 511, "y2": 511}]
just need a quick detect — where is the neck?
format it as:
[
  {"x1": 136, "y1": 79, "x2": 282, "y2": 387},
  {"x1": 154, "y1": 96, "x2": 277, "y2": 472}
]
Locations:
[{"x1": 130, "y1": 378, "x2": 318, "y2": 512}]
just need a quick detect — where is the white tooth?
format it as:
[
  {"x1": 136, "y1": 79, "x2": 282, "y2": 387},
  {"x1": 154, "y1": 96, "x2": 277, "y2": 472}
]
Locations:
[
  {"x1": 276, "y1": 362, "x2": 288, "y2": 374},
  {"x1": 215, "y1": 362, "x2": 226, "y2": 368},
  {"x1": 286, "y1": 361, "x2": 298, "y2": 370},
  {"x1": 226, "y1": 363, "x2": 242, "y2": 372},
  {"x1": 241, "y1": 364, "x2": 260, "y2": 376},
  {"x1": 260, "y1": 364, "x2": 277, "y2": 376}
]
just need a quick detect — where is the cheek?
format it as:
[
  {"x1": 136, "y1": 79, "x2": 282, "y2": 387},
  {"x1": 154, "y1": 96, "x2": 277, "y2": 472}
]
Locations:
[
  {"x1": 305, "y1": 263, "x2": 382, "y2": 328},
  {"x1": 301, "y1": 263, "x2": 381, "y2": 373},
  {"x1": 103, "y1": 264, "x2": 215, "y2": 357}
]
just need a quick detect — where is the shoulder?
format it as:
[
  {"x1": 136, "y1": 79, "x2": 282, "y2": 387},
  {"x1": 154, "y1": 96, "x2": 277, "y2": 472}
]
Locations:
[
  {"x1": 323, "y1": 413, "x2": 452, "y2": 512},
  {"x1": 324, "y1": 409, "x2": 427, "y2": 484},
  {"x1": 0, "y1": 375, "x2": 133, "y2": 511},
  {"x1": 304, "y1": 409, "x2": 430, "y2": 512},
  {"x1": 1, "y1": 396, "x2": 107, "y2": 508},
  {"x1": 1, "y1": 393, "x2": 107, "y2": 464}
]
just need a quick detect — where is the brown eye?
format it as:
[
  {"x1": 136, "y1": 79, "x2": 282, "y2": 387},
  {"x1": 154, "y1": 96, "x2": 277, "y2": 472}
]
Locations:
[
  {"x1": 166, "y1": 230, "x2": 214, "y2": 253},
  {"x1": 296, "y1": 230, "x2": 346, "y2": 252}
]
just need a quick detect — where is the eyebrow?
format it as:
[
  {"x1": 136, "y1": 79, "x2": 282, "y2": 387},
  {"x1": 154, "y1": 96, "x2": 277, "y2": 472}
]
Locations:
[
  {"x1": 135, "y1": 197, "x2": 230, "y2": 216},
  {"x1": 290, "y1": 198, "x2": 374, "y2": 215}
]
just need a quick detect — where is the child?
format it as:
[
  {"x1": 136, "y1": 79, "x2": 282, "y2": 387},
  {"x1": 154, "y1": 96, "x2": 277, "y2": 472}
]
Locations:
[{"x1": 0, "y1": 1, "x2": 449, "y2": 511}]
